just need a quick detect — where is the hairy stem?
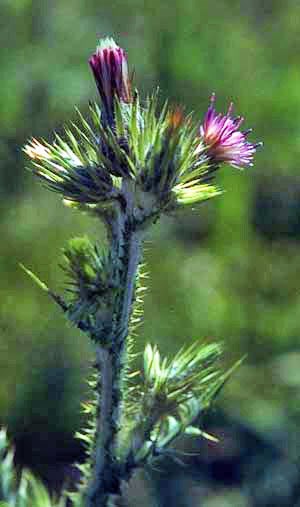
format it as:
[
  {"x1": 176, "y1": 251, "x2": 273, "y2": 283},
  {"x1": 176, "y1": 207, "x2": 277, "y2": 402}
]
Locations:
[
  {"x1": 86, "y1": 209, "x2": 143, "y2": 507},
  {"x1": 86, "y1": 346, "x2": 113, "y2": 507},
  {"x1": 111, "y1": 229, "x2": 143, "y2": 449}
]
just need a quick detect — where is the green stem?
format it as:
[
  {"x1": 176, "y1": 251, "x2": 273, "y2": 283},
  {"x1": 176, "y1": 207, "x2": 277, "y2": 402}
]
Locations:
[
  {"x1": 111, "y1": 228, "x2": 144, "y2": 447},
  {"x1": 85, "y1": 212, "x2": 143, "y2": 507},
  {"x1": 86, "y1": 346, "x2": 113, "y2": 507}
]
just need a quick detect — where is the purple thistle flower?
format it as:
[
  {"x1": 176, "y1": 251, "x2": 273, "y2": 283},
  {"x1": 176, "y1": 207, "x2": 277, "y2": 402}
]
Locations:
[
  {"x1": 89, "y1": 38, "x2": 132, "y2": 116},
  {"x1": 200, "y1": 94, "x2": 260, "y2": 168}
]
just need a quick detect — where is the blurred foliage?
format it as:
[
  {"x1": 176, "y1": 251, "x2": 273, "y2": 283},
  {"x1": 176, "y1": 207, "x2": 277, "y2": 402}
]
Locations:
[
  {"x1": 1, "y1": 0, "x2": 300, "y2": 505},
  {"x1": 0, "y1": 428, "x2": 67, "y2": 506}
]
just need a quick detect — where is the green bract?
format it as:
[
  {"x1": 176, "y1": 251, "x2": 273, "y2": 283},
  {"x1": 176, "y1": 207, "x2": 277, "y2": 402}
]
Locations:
[{"x1": 122, "y1": 342, "x2": 227, "y2": 467}]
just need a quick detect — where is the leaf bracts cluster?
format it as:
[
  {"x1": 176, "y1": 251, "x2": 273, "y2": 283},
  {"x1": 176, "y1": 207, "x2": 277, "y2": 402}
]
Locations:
[
  {"x1": 121, "y1": 341, "x2": 236, "y2": 469},
  {"x1": 24, "y1": 94, "x2": 221, "y2": 223},
  {"x1": 61, "y1": 237, "x2": 116, "y2": 338}
]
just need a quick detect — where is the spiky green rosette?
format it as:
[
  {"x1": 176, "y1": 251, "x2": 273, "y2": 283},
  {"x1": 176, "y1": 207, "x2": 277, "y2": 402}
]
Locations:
[{"x1": 23, "y1": 37, "x2": 260, "y2": 507}]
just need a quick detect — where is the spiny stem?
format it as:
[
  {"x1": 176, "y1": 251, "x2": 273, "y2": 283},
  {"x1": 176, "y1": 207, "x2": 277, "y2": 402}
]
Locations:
[
  {"x1": 86, "y1": 346, "x2": 113, "y2": 506},
  {"x1": 110, "y1": 230, "x2": 143, "y2": 454},
  {"x1": 86, "y1": 212, "x2": 143, "y2": 507}
]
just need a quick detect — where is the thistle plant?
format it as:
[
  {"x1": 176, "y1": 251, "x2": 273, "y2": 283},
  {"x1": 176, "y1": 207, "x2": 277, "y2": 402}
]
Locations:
[{"x1": 13, "y1": 37, "x2": 261, "y2": 507}]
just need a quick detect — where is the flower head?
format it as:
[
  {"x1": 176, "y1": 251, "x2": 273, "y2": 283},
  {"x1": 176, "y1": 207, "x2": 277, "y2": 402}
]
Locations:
[
  {"x1": 200, "y1": 94, "x2": 260, "y2": 168},
  {"x1": 89, "y1": 38, "x2": 132, "y2": 118},
  {"x1": 24, "y1": 127, "x2": 116, "y2": 205}
]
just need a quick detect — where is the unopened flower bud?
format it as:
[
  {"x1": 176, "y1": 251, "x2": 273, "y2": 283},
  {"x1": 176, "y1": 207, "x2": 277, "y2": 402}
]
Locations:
[{"x1": 89, "y1": 38, "x2": 132, "y2": 118}]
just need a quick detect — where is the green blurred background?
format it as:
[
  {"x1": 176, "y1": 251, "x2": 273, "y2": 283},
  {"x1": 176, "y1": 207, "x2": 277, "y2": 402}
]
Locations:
[{"x1": 1, "y1": 0, "x2": 300, "y2": 505}]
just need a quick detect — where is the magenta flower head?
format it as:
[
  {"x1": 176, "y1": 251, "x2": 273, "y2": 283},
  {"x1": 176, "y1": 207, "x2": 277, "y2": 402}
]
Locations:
[
  {"x1": 200, "y1": 94, "x2": 261, "y2": 168},
  {"x1": 89, "y1": 37, "x2": 132, "y2": 118}
]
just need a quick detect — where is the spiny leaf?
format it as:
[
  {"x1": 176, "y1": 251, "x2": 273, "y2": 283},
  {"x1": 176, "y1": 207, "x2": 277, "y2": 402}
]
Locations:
[
  {"x1": 19, "y1": 264, "x2": 49, "y2": 292},
  {"x1": 184, "y1": 426, "x2": 219, "y2": 442}
]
